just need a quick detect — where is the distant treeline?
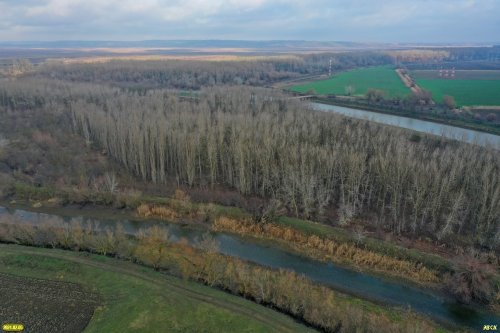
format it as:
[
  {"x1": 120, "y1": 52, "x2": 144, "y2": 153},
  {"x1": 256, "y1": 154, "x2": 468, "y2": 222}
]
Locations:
[
  {"x1": 21, "y1": 52, "x2": 393, "y2": 89},
  {"x1": 401, "y1": 47, "x2": 500, "y2": 70},
  {"x1": 443, "y1": 46, "x2": 500, "y2": 62},
  {"x1": 5, "y1": 47, "x2": 500, "y2": 85},
  {"x1": 1, "y1": 79, "x2": 497, "y2": 249}
]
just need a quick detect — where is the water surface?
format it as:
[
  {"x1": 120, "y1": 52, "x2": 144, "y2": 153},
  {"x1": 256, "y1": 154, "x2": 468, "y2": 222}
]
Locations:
[{"x1": 311, "y1": 102, "x2": 500, "y2": 148}]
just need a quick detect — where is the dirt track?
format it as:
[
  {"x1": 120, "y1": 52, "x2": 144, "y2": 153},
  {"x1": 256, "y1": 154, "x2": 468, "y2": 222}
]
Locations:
[{"x1": 396, "y1": 68, "x2": 423, "y2": 94}]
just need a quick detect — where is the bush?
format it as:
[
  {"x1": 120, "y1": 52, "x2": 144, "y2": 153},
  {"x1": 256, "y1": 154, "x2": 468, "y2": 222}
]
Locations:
[
  {"x1": 486, "y1": 113, "x2": 497, "y2": 122},
  {"x1": 443, "y1": 95, "x2": 456, "y2": 109},
  {"x1": 445, "y1": 255, "x2": 495, "y2": 304}
]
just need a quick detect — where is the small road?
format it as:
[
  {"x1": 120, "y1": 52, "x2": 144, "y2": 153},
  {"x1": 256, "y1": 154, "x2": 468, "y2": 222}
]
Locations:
[
  {"x1": 396, "y1": 68, "x2": 423, "y2": 95},
  {"x1": 0, "y1": 244, "x2": 315, "y2": 333}
]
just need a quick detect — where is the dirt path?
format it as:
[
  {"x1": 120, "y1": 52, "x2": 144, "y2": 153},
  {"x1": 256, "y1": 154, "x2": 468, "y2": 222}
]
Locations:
[
  {"x1": 0, "y1": 244, "x2": 311, "y2": 333},
  {"x1": 396, "y1": 68, "x2": 423, "y2": 94}
]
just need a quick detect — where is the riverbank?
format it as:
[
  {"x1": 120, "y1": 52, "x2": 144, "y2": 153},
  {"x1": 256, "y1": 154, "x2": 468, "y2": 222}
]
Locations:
[
  {"x1": 1, "y1": 188, "x2": 457, "y2": 287},
  {"x1": 312, "y1": 97, "x2": 500, "y2": 136},
  {"x1": 3, "y1": 200, "x2": 500, "y2": 330},
  {"x1": 0, "y1": 231, "x2": 449, "y2": 332},
  {"x1": 4, "y1": 183, "x2": 499, "y2": 310},
  {"x1": 212, "y1": 216, "x2": 440, "y2": 285}
]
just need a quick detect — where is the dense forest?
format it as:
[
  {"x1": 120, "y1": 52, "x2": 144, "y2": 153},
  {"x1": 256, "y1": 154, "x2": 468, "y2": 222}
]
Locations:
[
  {"x1": 9, "y1": 51, "x2": 393, "y2": 89},
  {"x1": 1, "y1": 78, "x2": 498, "y2": 250},
  {"x1": 401, "y1": 46, "x2": 500, "y2": 70}
]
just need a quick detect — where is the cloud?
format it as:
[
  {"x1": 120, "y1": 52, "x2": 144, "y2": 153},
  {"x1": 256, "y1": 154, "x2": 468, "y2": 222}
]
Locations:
[{"x1": 0, "y1": 0, "x2": 498, "y2": 42}]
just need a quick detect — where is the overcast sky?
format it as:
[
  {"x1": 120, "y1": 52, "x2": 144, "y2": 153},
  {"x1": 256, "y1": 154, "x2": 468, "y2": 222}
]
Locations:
[{"x1": 0, "y1": 0, "x2": 499, "y2": 43}]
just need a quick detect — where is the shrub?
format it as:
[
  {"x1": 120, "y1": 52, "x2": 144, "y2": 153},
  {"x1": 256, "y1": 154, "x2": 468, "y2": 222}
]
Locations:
[
  {"x1": 137, "y1": 203, "x2": 179, "y2": 220},
  {"x1": 445, "y1": 254, "x2": 495, "y2": 304}
]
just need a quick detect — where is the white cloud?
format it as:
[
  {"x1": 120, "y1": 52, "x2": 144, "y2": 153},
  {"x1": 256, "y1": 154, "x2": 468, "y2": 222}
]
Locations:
[
  {"x1": 18, "y1": 0, "x2": 273, "y2": 22},
  {"x1": 0, "y1": 0, "x2": 498, "y2": 42}
]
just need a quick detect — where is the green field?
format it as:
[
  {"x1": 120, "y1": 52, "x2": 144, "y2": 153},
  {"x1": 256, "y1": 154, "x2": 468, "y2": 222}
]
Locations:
[
  {"x1": 290, "y1": 66, "x2": 411, "y2": 98},
  {"x1": 412, "y1": 70, "x2": 500, "y2": 80},
  {"x1": 417, "y1": 79, "x2": 500, "y2": 106},
  {"x1": 412, "y1": 70, "x2": 500, "y2": 106},
  {"x1": 0, "y1": 245, "x2": 313, "y2": 333},
  {"x1": 415, "y1": 79, "x2": 500, "y2": 106}
]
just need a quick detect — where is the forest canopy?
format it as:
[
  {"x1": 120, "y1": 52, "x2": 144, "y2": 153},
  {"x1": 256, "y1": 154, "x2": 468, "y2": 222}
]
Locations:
[{"x1": 1, "y1": 77, "x2": 498, "y2": 249}]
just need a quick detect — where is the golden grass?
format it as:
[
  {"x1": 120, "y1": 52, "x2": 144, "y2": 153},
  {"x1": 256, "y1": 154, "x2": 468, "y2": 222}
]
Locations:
[
  {"x1": 213, "y1": 217, "x2": 439, "y2": 284},
  {"x1": 55, "y1": 53, "x2": 302, "y2": 64},
  {"x1": 136, "y1": 190, "x2": 201, "y2": 221},
  {"x1": 137, "y1": 203, "x2": 179, "y2": 220}
]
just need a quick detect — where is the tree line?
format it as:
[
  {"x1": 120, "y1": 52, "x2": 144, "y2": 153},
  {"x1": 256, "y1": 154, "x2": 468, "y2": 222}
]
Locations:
[
  {"x1": 67, "y1": 85, "x2": 499, "y2": 249},
  {"x1": 20, "y1": 51, "x2": 393, "y2": 89},
  {"x1": 0, "y1": 78, "x2": 498, "y2": 250}
]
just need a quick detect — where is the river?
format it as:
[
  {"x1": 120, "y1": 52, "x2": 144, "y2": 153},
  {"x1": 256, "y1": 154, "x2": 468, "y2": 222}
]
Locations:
[
  {"x1": 311, "y1": 102, "x2": 500, "y2": 148},
  {"x1": 0, "y1": 205, "x2": 498, "y2": 331}
]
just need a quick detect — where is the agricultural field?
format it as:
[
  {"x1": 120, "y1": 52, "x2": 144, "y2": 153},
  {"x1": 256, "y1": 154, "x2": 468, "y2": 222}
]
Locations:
[
  {"x1": 289, "y1": 65, "x2": 411, "y2": 98},
  {"x1": 412, "y1": 70, "x2": 500, "y2": 80},
  {"x1": 412, "y1": 70, "x2": 500, "y2": 106},
  {"x1": 0, "y1": 245, "x2": 313, "y2": 333},
  {"x1": 0, "y1": 272, "x2": 99, "y2": 333}
]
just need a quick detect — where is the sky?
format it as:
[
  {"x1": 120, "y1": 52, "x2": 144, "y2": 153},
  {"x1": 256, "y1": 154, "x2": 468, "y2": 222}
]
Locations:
[{"x1": 0, "y1": 0, "x2": 499, "y2": 43}]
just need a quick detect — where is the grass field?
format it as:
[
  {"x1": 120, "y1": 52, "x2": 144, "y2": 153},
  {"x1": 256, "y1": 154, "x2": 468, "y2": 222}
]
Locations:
[
  {"x1": 289, "y1": 66, "x2": 411, "y2": 98},
  {"x1": 0, "y1": 244, "x2": 314, "y2": 333},
  {"x1": 412, "y1": 70, "x2": 500, "y2": 106},
  {"x1": 415, "y1": 79, "x2": 500, "y2": 106},
  {"x1": 412, "y1": 70, "x2": 500, "y2": 80}
]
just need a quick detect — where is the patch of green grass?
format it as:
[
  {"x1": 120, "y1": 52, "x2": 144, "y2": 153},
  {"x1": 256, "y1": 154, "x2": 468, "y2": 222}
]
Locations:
[
  {"x1": 1, "y1": 254, "x2": 82, "y2": 274},
  {"x1": 0, "y1": 245, "x2": 313, "y2": 333},
  {"x1": 276, "y1": 216, "x2": 351, "y2": 242},
  {"x1": 415, "y1": 78, "x2": 500, "y2": 106},
  {"x1": 212, "y1": 204, "x2": 252, "y2": 220},
  {"x1": 13, "y1": 182, "x2": 56, "y2": 201},
  {"x1": 289, "y1": 66, "x2": 411, "y2": 98}
]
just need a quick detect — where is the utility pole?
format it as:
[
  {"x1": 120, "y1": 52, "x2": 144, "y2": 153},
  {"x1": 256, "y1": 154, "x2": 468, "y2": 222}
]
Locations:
[{"x1": 329, "y1": 58, "x2": 332, "y2": 77}]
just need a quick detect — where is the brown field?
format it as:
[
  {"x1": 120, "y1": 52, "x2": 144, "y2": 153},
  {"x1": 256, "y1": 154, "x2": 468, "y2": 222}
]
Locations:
[
  {"x1": 75, "y1": 47, "x2": 254, "y2": 54},
  {"x1": 0, "y1": 44, "x2": 346, "y2": 66},
  {"x1": 0, "y1": 272, "x2": 99, "y2": 333},
  {"x1": 57, "y1": 53, "x2": 301, "y2": 64}
]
